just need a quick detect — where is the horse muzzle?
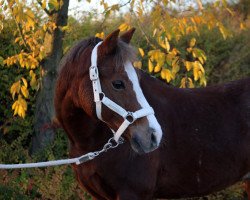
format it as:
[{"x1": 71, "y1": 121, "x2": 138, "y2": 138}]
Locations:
[{"x1": 130, "y1": 127, "x2": 159, "y2": 154}]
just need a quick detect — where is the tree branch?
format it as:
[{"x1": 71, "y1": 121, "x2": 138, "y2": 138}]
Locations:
[
  {"x1": 8, "y1": 5, "x2": 31, "y2": 52},
  {"x1": 36, "y1": 0, "x2": 51, "y2": 16},
  {"x1": 131, "y1": 10, "x2": 157, "y2": 49},
  {"x1": 196, "y1": 0, "x2": 203, "y2": 11}
]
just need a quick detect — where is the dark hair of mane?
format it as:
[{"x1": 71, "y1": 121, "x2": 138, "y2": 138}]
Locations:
[{"x1": 59, "y1": 36, "x2": 137, "y2": 73}]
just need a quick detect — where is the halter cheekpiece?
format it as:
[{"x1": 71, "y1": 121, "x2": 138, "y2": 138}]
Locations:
[{"x1": 90, "y1": 42, "x2": 155, "y2": 142}]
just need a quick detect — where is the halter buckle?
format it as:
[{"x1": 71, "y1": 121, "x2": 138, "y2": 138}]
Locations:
[
  {"x1": 89, "y1": 65, "x2": 99, "y2": 81},
  {"x1": 125, "y1": 112, "x2": 135, "y2": 124}
]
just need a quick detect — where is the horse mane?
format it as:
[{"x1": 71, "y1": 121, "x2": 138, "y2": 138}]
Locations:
[{"x1": 59, "y1": 37, "x2": 137, "y2": 73}]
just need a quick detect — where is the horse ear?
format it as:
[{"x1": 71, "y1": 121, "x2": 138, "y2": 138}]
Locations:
[
  {"x1": 99, "y1": 29, "x2": 120, "y2": 55},
  {"x1": 120, "y1": 28, "x2": 136, "y2": 44}
]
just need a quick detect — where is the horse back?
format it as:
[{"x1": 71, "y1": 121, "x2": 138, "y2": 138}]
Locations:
[{"x1": 155, "y1": 77, "x2": 250, "y2": 198}]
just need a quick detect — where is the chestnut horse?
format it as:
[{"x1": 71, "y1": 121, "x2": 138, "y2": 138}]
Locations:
[{"x1": 54, "y1": 29, "x2": 250, "y2": 200}]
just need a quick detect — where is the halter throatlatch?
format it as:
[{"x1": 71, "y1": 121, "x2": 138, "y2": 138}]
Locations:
[{"x1": 90, "y1": 42, "x2": 155, "y2": 142}]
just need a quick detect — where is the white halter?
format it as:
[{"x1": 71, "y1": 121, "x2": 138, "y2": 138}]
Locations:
[
  {"x1": 90, "y1": 42, "x2": 155, "y2": 142},
  {"x1": 0, "y1": 41, "x2": 156, "y2": 169}
]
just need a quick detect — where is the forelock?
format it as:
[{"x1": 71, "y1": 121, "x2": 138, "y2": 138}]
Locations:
[{"x1": 114, "y1": 39, "x2": 137, "y2": 67}]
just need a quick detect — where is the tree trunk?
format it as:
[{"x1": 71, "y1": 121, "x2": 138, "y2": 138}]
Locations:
[{"x1": 32, "y1": 0, "x2": 69, "y2": 154}]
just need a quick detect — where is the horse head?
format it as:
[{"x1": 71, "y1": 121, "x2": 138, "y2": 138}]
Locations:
[{"x1": 73, "y1": 29, "x2": 163, "y2": 154}]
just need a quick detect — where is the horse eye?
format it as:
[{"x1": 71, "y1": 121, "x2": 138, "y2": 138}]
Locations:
[{"x1": 112, "y1": 80, "x2": 125, "y2": 90}]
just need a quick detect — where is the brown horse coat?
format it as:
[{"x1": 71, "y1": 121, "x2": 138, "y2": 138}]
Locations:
[{"x1": 54, "y1": 29, "x2": 250, "y2": 200}]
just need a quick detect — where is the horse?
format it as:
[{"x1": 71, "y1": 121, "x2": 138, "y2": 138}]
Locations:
[{"x1": 54, "y1": 28, "x2": 250, "y2": 200}]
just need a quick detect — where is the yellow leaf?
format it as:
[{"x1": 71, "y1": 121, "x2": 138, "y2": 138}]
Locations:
[
  {"x1": 172, "y1": 58, "x2": 180, "y2": 74},
  {"x1": 180, "y1": 77, "x2": 187, "y2": 88},
  {"x1": 133, "y1": 61, "x2": 142, "y2": 69},
  {"x1": 148, "y1": 49, "x2": 160, "y2": 60},
  {"x1": 10, "y1": 81, "x2": 21, "y2": 99},
  {"x1": 42, "y1": 0, "x2": 47, "y2": 9},
  {"x1": 138, "y1": 48, "x2": 144, "y2": 57},
  {"x1": 189, "y1": 38, "x2": 196, "y2": 47},
  {"x1": 14, "y1": 104, "x2": 19, "y2": 115},
  {"x1": 18, "y1": 106, "x2": 25, "y2": 118},
  {"x1": 188, "y1": 78, "x2": 194, "y2": 88},
  {"x1": 30, "y1": 70, "x2": 38, "y2": 90},
  {"x1": 21, "y1": 77, "x2": 28, "y2": 88},
  {"x1": 15, "y1": 37, "x2": 20, "y2": 43},
  {"x1": 165, "y1": 69, "x2": 173, "y2": 82},
  {"x1": 198, "y1": 56, "x2": 204, "y2": 64},
  {"x1": 60, "y1": 25, "x2": 69, "y2": 32},
  {"x1": 148, "y1": 59, "x2": 154, "y2": 73},
  {"x1": 240, "y1": 22, "x2": 246, "y2": 30},
  {"x1": 95, "y1": 32, "x2": 105, "y2": 39},
  {"x1": 12, "y1": 101, "x2": 17, "y2": 110},
  {"x1": 199, "y1": 75, "x2": 207, "y2": 87},
  {"x1": 119, "y1": 23, "x2": 129, "y2": 32},
  {"x1": 193, "y1": 64, "x2": 199, "y2": 81},
  {"x1": 180, "y1": 77, "x2": 194, "y2": 88},
  {"x1": 193, "y1": 61, "x2": 205, "y2": 81},
  {"x1": 153, "y1": 28, "x2": 157, "y2": 37},
  {"x1": 158, "y1": 37, "x2": 170, "y2": 52},
  {"x1": 171, "y1": 48, "x2": 180, "y2": 56},
  {"x1": 21, "y1": 86, "x2": 29, "y2": 98},
  {"x1": 154, "y1": 64, "x2": 161, "y2": 73},
  {"x1": 12, "y1": 95, "x2": 27, "y2": 118},
  {"x1": 185, "y1": 61, "x2": 193, "y2": 71},
  {"x1": 161, "y1": 69, "x2": 166, "y2": 79},
  {"x1": 164, "y1": 69, "x2": 173, "y2": 83},
  {"x1": 19, "y1": 96, "x2": 27, "y2": 111}
]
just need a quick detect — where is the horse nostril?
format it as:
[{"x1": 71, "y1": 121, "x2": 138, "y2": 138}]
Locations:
[
  {"x1": 149, "y1": 128, "x2": 157, "y2": 146},
  {"x1": 151, "y1": 133, "x2": 157, "y2": 145}
]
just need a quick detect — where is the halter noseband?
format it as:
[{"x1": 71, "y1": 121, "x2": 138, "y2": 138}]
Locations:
[{"x1": 90, "y1": 42, "x2": 155, "y2": 142}]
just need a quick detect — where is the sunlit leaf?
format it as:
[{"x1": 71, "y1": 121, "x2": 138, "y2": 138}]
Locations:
[
  {"x1": 10, "y1": 80, "x2": 21, "y2": 99},
  {"x1": 180, "y1": 77, "x2": 194, "y2": 88},
  {"x1": 138, "y1": 48, "x2": 144, "y2": 57},
  {"x1": 21, "y1": 85, "x2": 29, "y2": 98},
  {"x1": 164, "y1": 69, "x2": 174, "y2": 83},
  {"x1": 160, "y1": 69, "x2": 166, "y2": 79},
  {"x1": 148, "y1": 59, "x2": 154, "y2": 73},
  {"x1": 119, "y1": 23, "x2": 129, "y2": 32},
  {"x1": 189, "y1": 38, "x2": 196, "y2": 47},
  {"x1": 154, "y1": 64, "x2": 161, "y2": 73},
  {"x1": 21, "y1": 77, "x2": 28, "y2": 88},
  {"x1": 12, "y1": 95, "x2": 27, "y2": 118},
  {"x1": 185, "y1": 61, "x2": 192, "y2": 71},
  {"x1": 133, "y1": 61, "x2": 142, "y2": 69},
  {"x1": 158, "y1": 37, "x2": 170, "y2": 52}
]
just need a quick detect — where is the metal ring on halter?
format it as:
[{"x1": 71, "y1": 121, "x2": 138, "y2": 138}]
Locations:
[
  {"x1": 125, "y1": 112, "x2": 135, "y2": 124},
  {"x1": 108, "y1": 137, "x2": 124, "y2": 147},
  {"x1": 99, "y1": 92, "x2": 105, "y2": 101}
]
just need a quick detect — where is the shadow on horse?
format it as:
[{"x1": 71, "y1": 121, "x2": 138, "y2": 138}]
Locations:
[{"x1": 54, "y1": 28, "x2": 250, "y2": 200}]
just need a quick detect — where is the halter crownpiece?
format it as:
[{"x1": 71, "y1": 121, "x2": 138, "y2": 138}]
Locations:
[{"x1": 90, "y1": 41, "x2": 155, "y2": 142}]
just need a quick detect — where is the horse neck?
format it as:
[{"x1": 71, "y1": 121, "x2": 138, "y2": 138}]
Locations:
[
  {"x1": 66, "y1": 106, "x2": 111, "y2": 154},
  {"x1": 138, "y1": 70, "x2": 171, "y2": 109},
  {"x1": 137, "y1": 69, "x2": 175, "y2": 133}
]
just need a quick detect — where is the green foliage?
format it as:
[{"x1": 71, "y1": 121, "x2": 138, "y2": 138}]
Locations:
[{"x1": 0, "y1": 130, "x2": 87, "y2": 199}]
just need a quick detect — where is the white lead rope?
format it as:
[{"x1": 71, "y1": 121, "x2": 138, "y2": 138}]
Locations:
[
  {"x1": 0, "y1": 137, "x2": 124, "y2": 169},
  {"x1": 0, "y1": 154, "x2": 94, "y2": 169}
]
